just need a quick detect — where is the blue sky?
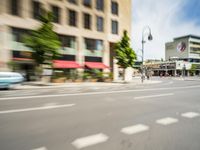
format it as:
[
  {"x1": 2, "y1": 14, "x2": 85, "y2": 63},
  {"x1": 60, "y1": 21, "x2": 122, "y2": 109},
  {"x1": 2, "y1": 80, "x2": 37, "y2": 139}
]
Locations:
[
  {"x1": 131, "y1": 0, "x2": 200, "y2": 60},
  {"x1": 181, "y1": 0, "x2": 200, "y2": 25}
]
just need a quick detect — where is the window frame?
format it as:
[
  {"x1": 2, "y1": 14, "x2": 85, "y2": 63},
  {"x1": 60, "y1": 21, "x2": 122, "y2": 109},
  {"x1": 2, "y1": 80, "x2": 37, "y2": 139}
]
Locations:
[
  {"x1": 68, "y1": 9, "x2": 77, "y2": 27},
  {"x1": 58, "y1": 34, "x2": 76, "y2": 49},
  {"x1": 96, "y1": 16, "x2": 104, "y2": 32},
  {"x1": 67, "y1": 0, "x2": 77, "y2": 4},
  {"x1": 111, "y1": 1, "x2": 119, "y2": 15},
  {"x1": 83, "y1": 13, "x2": 92, "y2": 29},
  {"x1": 12, "y1": 27, "x2": 30, "y2": 42},
  {"x1": 51, "y1": 5, "x2": 60, "y2": 23},
  {"x1": 83, "y1": 0, "x2": 92, "y2": 8},
  {"x1": 10, "y1": 0, "x2": 21, "y2": 16},
  {"x1": 32, "y1": 0, "x2": 41, "y2": 20},
  {"x1": 84, "y1": 38, "x2": 103, "y2": 51},
  {"x1": 111, "y1": 20, "x2": 118, "y2": 35},
  {"x1": 96, "y1": 0, "x2": 104, "y2": 11}
]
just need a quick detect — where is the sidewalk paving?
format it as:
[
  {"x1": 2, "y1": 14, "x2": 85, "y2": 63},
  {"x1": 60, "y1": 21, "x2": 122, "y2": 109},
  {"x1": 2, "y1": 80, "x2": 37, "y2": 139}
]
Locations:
[
  {"x1": 16, "y1": 78, "x2": 162, "y2": 90},
  {"x1": 172, "y1": 76, "x2": 200, "y2": 81}
]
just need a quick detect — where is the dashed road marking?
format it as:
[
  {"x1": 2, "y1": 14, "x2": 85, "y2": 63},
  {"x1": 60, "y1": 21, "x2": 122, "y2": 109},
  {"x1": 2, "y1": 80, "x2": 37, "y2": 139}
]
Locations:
[
  {"x1": 32, "y1": 147, "x2": 47, "y2": 150},
  {"x1": 156, "y1": 117, "x2": 178, "y2": 125},
  {"x1": 0, "y1": 103, "x2": 75, "y2": 114},
  {"x1": 181, "y1": 112, "x2": 200, "y2": 118},
  {"x1": 121, "y1": 124, "x2": 149, "y2": 135},
  {"x1": 72, "y1": 133, "x2": 109, "y2": 149},
  {"x1": 134, "y1": 93, "x2": 174, "y2": 100}
]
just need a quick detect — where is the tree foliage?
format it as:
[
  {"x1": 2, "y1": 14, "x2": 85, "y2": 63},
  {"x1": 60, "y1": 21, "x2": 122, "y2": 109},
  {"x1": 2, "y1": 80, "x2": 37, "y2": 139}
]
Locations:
[
  {"x1": 24, "y1": 10, "x2": 61, "y2": 67},
  {"x1": 189, "y1": 64, "x2": 197, "y2": 75},
  {"x1": 115, "y1": 30, "x2": 137, "y2": 69}
]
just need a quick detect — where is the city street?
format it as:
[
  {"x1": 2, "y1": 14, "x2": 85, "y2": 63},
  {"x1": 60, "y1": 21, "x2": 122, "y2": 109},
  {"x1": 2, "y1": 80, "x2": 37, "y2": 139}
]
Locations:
[{"x1": 1, "y1": 78, "x2": 200, "y2": 150}]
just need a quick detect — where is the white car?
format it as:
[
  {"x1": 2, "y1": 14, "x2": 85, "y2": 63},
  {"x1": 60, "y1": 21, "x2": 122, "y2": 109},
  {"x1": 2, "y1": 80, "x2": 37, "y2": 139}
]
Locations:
[{"x1": 0, "y1": 72, "x2": 24, "y2": 89}]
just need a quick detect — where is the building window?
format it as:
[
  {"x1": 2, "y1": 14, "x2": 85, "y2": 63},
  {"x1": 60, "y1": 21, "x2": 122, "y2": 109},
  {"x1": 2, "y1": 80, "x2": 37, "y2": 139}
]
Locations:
[
  {"x1": 68, "y1": 9, "x2": 77, "y2": 27},
  {"x1": 85, "y1": 38, "x2": 103, "y2": 50},
  {"x1": 83, "y1": 13, "x2": 91, "y2": 29},
  {"x1": 12, "y1": 28, "x2": 30, "y2": 42},
  {"x1": 83, "y1": 0, "x2": 91, "y2": 8},
  {"x1": 10, "y1": 0, "x2": 20, "y2": 16},
  {"x1": 32, "y1": 0, "x2": 41, "y2": 20},
  {"x1": 67, "y1": 0, "x2": 77, "y2": 4},
  {"x1": 59, "y1": 55, "x2": 76, "y2": 61},
  {"x1": 51, "y1": 5, "x2": 60, "y2": 23},
  {"x1": 96, "y1": 0, "x2": 104, "y2": 11},
  {"x1": 58, "y1": 35, "x2": 76, "y2": 49},
  {"x1": 111, "y1": 20, "x2": 118, "y2": 34},
  {"x1": 111, "y1": 1, "x2": 118, "y2": 15},
  {"x1": 96, "y1": 16, "x2": 104, "y2": 32},
  {"x1": 85, "y1": 56, "x2": 102, "y2": 62}
]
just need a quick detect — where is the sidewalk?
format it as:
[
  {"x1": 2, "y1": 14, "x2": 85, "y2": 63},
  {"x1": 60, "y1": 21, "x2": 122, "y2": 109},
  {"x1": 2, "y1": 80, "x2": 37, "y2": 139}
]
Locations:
[
  {"x1": 172, "y1": 76, "x2": 200, "y2": 81},
  {"x1": 17, "y1": 78, "x2": 162, "y2": 90}
]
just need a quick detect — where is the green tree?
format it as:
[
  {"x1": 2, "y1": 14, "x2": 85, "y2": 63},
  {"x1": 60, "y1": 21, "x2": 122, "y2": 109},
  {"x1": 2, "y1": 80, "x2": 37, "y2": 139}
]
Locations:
[
  {"x1": 24, "y1": 10, "x2": 61, "y2": 79},
  {"x1": 115, "y1": 30, "x2": 137, "y2": 79},
  {"x1": 189, "y1": 64, "x2": 197, "y2": 76}
]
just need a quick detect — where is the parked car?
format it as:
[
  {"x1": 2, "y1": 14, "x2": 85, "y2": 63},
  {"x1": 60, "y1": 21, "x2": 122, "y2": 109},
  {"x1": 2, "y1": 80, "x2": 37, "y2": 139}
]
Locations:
[{"x1": 0, "y1": 72, "x2": 24, "y2": 89}]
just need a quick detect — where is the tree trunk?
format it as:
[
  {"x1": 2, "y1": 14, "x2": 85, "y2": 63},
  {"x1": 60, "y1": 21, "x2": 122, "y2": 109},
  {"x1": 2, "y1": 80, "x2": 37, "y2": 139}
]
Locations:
[
  {"x1": 123, "y1": 68, "x2": 126, "y2": 81},
  {"x1": 35, "y1": 64, "x2": 43, "y2": 81}
]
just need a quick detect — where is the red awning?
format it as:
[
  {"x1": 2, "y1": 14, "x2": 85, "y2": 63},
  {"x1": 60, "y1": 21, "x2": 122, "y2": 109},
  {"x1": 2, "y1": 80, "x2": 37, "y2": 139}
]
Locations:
[
  {"x1": 53, "y1": 60, "x2": 81, "y2": 68},
  {"x1": 85, "y1": 62, "x2": 109, "y2": 69}
]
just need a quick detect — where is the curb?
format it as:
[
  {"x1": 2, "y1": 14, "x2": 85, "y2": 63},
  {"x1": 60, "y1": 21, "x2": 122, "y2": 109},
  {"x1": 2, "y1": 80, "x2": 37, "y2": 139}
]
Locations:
[{"x1": 14, "y1": 80, "x2": 162, "y2": 90}]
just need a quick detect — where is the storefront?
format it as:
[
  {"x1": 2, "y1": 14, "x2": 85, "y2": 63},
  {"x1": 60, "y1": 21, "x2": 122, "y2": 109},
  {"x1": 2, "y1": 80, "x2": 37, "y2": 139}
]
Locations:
[{"x1": 12, "y1": 50, "x2": 35, "y2": 81}]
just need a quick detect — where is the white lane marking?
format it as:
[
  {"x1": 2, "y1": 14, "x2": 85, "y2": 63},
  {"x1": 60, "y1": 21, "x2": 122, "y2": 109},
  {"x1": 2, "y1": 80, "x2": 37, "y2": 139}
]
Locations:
[
  {"x1": 43, "y1": 103, "x2": 58, "y2": 107},
  {"x1": 134, "y1": 93, "x2": 174, "y2": 100},
  {"x1": 156, "y1": 117, "x2": 178, "y2": 125},
  {"x1": 0, "y1": 104, "x2": 75, "y2": 114},
  {"x1": 32, "y1": 147, "x2": 47, "y2": 150},
  {"x1": 72, "y1": 133, "x2": 109, "y2": 149},
  {"x1": 1, "y1": 84, "x2": 200, "y2": 101},
  {"x1": 121, "y1": 124, "x2": 149, "y2": 135},
  {"x1": 181, "y1": 112, "x2": 200, "y2": 118}
]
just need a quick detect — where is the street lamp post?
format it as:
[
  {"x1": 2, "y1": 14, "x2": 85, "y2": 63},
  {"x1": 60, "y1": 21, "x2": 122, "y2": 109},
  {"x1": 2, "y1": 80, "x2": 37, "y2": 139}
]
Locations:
[
  {"x1": 141, "y1": 26, "x2": 153, "y2": 83},
  {"x1": 183, "y1": 64, "x2": 186, "y2": 79}
]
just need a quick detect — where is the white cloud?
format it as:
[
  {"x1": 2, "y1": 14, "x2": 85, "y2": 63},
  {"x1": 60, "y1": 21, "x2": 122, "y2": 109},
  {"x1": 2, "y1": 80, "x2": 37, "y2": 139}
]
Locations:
[{"x1": 131, "y1": 0, "x2": 200, "y2": 60}]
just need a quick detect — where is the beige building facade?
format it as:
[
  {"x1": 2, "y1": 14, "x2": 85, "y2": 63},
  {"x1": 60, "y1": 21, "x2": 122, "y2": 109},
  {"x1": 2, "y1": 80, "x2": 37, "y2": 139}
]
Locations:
[{"x1": 0, "y1": 0, "x2": 132, "y2": 79}]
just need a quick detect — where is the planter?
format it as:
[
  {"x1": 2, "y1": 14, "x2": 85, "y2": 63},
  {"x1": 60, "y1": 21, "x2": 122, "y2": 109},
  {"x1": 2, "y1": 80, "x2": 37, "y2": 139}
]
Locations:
[
  {"x1": 51, "y1": 77, "x2": 66, "y2": 83},
  {"x1": 65, "y1": 79, "x2": 73, "y2": 82},
  {"x1": 89, "y1": 79, "x2": 98, "y2": 82},
  {"x1": 103, "y1": 78, "x2": 112, "y2": 82},
  {"x1": 74, "y1": 79, "x2": 83, "y2": 82},
  {"x1": 41, "y1": 76, "x2": 51, "y2": 83}
]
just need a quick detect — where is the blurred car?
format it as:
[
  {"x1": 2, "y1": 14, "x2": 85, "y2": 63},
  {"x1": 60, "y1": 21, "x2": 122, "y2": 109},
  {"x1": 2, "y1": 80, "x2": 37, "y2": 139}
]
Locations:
[{"x1": 0, "y1": 72, "x2": 24, "y2": 89}]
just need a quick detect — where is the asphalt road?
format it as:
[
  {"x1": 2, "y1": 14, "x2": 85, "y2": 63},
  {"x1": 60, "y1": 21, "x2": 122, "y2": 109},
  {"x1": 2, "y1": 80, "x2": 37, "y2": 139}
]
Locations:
[{"x1": 1, "y1": 78, "x2": 200, "y2": 150}]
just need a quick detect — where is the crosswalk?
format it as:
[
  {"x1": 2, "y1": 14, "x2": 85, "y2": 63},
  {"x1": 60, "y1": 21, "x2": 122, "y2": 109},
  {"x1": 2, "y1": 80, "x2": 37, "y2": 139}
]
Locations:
[
  {"x1": 28, "y1": 111, "x2": 199, "y2": 150},
  {"x1": 156, "y1": 117, "x2": 178, "y2": 125}
]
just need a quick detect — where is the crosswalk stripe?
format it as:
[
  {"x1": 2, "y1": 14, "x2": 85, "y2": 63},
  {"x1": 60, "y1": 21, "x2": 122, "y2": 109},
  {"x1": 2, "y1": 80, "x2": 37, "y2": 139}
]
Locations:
[
  {"x1": 156, "y1": 117, "x2": 178, "y2": 125},
  {"x1": 72, "y1": 133, "x2": 109, "y2": 149},
  {"x1": 121, "y1": 124, "x2": 149, "y2": 135},
  {"x1": 181, "y1": 112, "x2": 200, "y2": 118}
]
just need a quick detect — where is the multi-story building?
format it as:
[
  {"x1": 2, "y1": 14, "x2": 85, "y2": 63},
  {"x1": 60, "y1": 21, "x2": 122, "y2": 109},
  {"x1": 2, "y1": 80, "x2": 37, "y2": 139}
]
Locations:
[
  {"x1": 145, "y1": 35, "x2": 200, "y2": 77},
  {"x1": 165, "y1": 35, "x2": 200, "y2": 62},
  {"x1": 0, "y1": 0, "x2": 132, "y2": 80}
]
